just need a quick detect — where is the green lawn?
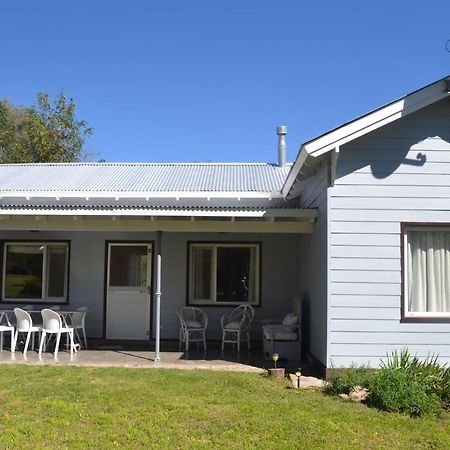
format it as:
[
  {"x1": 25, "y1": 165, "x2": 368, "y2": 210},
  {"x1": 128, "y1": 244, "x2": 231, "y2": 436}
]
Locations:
[{"x1": 0, "y1": 366, "x2": 449, "y2": 449}]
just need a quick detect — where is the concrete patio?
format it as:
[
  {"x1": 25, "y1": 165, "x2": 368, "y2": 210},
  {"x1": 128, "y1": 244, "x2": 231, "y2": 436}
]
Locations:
[{"x1": 0, "y1": 340, "x2": 311, "y2": 374}]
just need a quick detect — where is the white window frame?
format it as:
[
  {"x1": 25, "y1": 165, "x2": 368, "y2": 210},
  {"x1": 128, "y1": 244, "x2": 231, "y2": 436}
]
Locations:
[
  {"x1": 2, "y1": 241, "x2": 69, "y2": 303},
  {"x1": 403, "y1": 226, "x2": 450, "y2": 318},
  {"x1": 188, "y1": 242, "x2": 260, "y2": 306}
]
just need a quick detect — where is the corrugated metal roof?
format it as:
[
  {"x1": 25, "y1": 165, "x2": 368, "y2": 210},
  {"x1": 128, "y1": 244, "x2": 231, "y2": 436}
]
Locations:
[{"x1": 0, "y1": 163, "x2": 289, "y2": 193}]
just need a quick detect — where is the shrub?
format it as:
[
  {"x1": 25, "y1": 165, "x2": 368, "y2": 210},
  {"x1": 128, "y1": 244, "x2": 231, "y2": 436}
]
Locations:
[
  {"x1": 324, "y1": 350, "x2": 450, "y2": 416},
  {"x1": 324, "y1": 366, "x2": 373, "y2": 396},
  {"x1": 380, "y1": 349, "x2": 450, "y2": 410},
  {"x1": 367, "y1": 368, "x2": 441, "y2": 417}
]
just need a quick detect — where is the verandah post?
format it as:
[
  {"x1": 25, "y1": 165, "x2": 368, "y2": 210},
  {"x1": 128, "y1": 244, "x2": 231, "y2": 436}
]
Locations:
[{"x1": 154, "y1": 230, "x2": 163, "y2": 362}]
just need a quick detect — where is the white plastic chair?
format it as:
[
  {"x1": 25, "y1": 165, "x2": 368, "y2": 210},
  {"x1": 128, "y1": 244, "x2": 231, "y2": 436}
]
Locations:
[
  {"x1": 221, "y1": 304, "x2": 255, "y2": 352},
  {"x1": 177, "y1": 307, "x2": 208, "y2": 351},
  {"x1": 0, "y1": 312, "x2": 15, "y2": 352},
  {"x1": 39, "y1": 309, "x2": 77, "y2": 356},
  {"x1": 14, "y1": 308, "x2": 41, "y2": 354},
  {"x1": 70, "y1": 307, "x2": 88, "y2": 349}
]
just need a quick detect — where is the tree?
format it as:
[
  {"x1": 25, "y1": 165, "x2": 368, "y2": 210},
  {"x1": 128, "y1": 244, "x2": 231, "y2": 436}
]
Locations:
[{"x1": 0, "y1": 92, "x2": 93, "y2": 163}]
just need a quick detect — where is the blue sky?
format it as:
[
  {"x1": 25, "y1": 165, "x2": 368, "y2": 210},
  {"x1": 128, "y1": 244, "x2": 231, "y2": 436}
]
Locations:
[{"x1": 0, "y1": 1, "x2": 449, "y2": 163}]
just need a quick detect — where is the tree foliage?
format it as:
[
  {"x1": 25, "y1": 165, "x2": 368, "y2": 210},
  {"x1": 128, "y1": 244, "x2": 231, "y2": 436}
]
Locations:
[{"x1": 0, "y1": 92, "x2": 93, "y2": 163}]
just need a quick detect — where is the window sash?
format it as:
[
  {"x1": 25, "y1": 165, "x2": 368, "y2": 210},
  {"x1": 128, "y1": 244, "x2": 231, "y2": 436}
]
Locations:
[
  {"x1": 2, "y1": 242, "x2": 69, "y2": 303},
  {"x1": 189, "y1": 243, "x2": 260, "y2": 305},
  {"x1": 404, "y1": 228, "x2": 450, "y2": 317}
]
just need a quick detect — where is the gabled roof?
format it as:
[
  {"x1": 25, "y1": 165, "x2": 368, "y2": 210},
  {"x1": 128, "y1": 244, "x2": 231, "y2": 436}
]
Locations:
[
  {"x1": 282, "y1": 75, "x2": 450, "y2": 198},
  {"x1": 0, "y1": 162, "x2": 289, "y2": 197}
]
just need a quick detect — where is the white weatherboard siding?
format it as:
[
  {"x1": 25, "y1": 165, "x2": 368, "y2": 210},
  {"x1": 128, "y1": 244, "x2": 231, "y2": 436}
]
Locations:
[
  {"x1": 0, "y1": 229, "x2": 300, "y2": 340},
  {"x1": 298, "y1": 159, "x2": 329, "y2": 365},
  {"x1": 329, "y1": 98, "x2": 450, "y2": 368}
]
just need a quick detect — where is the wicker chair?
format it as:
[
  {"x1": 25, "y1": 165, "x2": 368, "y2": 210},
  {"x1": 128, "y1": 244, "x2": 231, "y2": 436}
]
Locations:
[
  {"x1": 221, "y1": 304, "x2": 255, "y2": 352},
  {"x1": 177, "y1": 307, "x2": 208, "y2": 351}
]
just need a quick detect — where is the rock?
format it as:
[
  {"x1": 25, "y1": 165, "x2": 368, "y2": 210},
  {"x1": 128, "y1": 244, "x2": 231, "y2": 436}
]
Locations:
[
  {"x1": 339, "y1": 393, "x2": 349, "y2": 400},
  {"x1": 289, "y1": 374, "x2": 324, "y2": 389},
  {"x1": 348, "y1": 385, "x2": 368, "y2": 402}
]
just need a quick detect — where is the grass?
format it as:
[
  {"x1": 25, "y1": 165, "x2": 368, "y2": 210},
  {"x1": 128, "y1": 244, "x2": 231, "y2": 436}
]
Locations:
[{"x1": 0, "y1": 366, "x2": 449, "y2": 449}]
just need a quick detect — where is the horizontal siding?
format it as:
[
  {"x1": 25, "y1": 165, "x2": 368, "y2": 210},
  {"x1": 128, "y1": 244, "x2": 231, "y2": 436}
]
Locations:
[
  {"x1": 332, "y1": 295, "x2": 399, "y2": 308},
  {"x1": 345, "y1": 141, "x2": 450, "y2": 158},
  {"x1": 329, "y1": 356, "x2": 450, "y2": 368},
  {"x1": 331, "y1": 258, "x2": 400, "y2": 271},
  {"x1": 332, "y1": 332, "x2": 450, "y2": 345},
  {"x1": 331, "y1": 319, "x2": 450, "y2": 333},
  {"x1": 331, "y1": 344, "x2": 450, "y2": 358},
  {"x1": 336, "y1": 173, "x2": 450, "y2": 186},
  {"x1": 329, "y1": 98, "x2": 450, "y2": 368},
  {"x1": 331, "y1": 270, "x2": 400, "y2": 283},
  {"x1": 337, "y1": 161, "x2": 450, "y2": 177},
  {"x1": 333, "y1": 184, "x2": 450, "y2": 198},
  {"x1": 332, "y1": 209, "x2": 450, "y2": 222},
  {"x1": 332, "y1": 283, "x2": 400, "y2": 296},
  {"x1": 331, "y1": 221, "x2": 400, "y2": 234},
  {"x1": 331, "y1": 306, "x2": 399, "y2": 320},
  {"x1": 332, "y1": 233, "x2": 399, "y2": 246},
  {"x1": 331, "y1": 246, "x2": 399, "y2": 259},
  {"x1": 333, "y1": 196, "x2": 450, "y2": 210}
]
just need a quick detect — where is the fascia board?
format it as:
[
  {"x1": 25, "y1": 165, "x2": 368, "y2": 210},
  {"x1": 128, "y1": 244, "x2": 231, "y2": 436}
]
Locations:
[{"x1": 0, "y1": 208, "x2": 317, "y2": 219}]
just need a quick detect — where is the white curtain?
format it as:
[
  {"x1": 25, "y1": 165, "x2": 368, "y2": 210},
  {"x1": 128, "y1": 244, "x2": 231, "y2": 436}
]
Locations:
[
  {"x1": 192, "y1": 247, "x2": 212, "y2": 300},
  {"x1": 408, "y1": 231, "x2": 450, "y2": 312}
]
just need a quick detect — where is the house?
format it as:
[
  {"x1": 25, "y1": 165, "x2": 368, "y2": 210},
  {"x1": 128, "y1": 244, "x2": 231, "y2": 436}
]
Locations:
[{"x1": 0, "y1": 75, "x2": 449, "y2": 374}]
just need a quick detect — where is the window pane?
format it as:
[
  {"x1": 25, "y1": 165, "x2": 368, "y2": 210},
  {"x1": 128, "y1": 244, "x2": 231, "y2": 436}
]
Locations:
[
  {"x1": 191, "y1": 247, "x2": 212, "y2": 300},
  {"x1": 109, "y1": 246, "x2": 148, "y2": 288},
  {"x1": 47, "y1": 245, "x2": 68, "y2": 297},
  {"x1": 5, "y1": 245, "x2": 44, "y2": 299},
  {"x1": 216, "y1": 247, "x2": 257, "y2": 303},
  {"x1": 408, "y1": 230, "x2": 450, "y2": 313}
]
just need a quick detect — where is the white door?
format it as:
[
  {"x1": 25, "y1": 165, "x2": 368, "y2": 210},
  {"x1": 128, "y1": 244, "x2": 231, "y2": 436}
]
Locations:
[{"x1": 106, "y1": 243, "x2": 152, "y2": 340}]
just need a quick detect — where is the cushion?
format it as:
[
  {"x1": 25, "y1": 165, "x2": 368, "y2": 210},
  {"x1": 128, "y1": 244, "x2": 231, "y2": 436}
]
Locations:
[
  {"x1": 224, "y1": 321, "x2": 241, "y2": 330},
  {"x1": 184, "y1": 320, "x2": 202, "y2": 328},
  {"x1": 263, "y1": 325, "x2": 298, "y2": 341},
  {"x1": 282, "y1": 313, "x2": 298, "y2": 332}
]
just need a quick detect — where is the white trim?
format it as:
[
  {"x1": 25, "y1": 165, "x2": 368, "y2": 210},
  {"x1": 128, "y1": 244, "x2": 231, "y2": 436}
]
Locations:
[
  {"x1": 2, "y1": 241, "x2": 69, "y2": 303},
  {"x1": 403, "y1": 226, "x2": 450, "y2": 318},
  {"x1": 283, "y1": 76, "x2": 450, "y2": 197},
  {"x1": 188, "y1": 243, "x2": 260, "y2": 306},
  {"x1": 330, "y1": 146, "x2": 340, "y2": 187},
  {"x1": 0, "y1": 208, "x2": 317, "y2": 220},
  {"x1": 326, "y1": 187, "x2": 332, "y2": 368}
]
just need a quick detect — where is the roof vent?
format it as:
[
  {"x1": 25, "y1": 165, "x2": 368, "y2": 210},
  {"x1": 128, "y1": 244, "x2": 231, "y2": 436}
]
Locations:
[{"x1": 276, "y1": 125, "x2": 287, "y2": 167}]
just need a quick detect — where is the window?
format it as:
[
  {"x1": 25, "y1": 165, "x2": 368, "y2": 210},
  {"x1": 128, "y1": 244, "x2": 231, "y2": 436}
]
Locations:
[
  {"x1": 404, "y1": 227, "x2": 450, "y2": 317},
  {"x1": 188, "y1": 243, "x2": 260, "y2": 305},
  {"x1": 2, "y1": 242, "x2": 69, "y2": 303}
]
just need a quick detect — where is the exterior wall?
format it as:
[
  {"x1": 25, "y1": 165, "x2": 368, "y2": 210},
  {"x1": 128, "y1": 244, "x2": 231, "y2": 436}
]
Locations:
[
  {"x1": 329, "y1": 98, "x2": 450, "y2": 367},
  {"x1": 298, "y1": 159, "x2": 329, "y2": 366},
  {"x1": 0, "y1": 229, "x2": 301, "y2": 340}
]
